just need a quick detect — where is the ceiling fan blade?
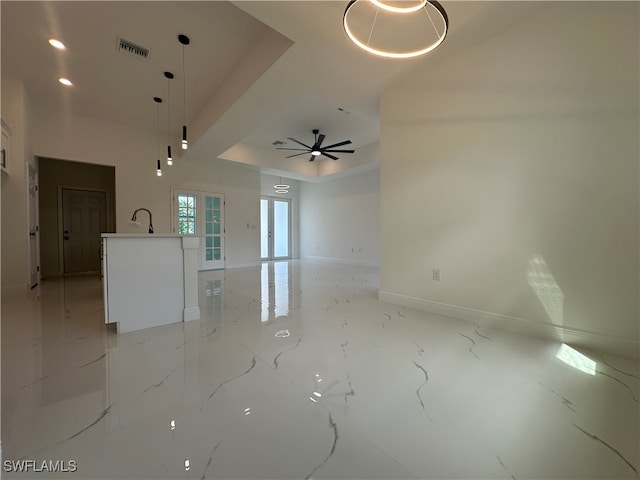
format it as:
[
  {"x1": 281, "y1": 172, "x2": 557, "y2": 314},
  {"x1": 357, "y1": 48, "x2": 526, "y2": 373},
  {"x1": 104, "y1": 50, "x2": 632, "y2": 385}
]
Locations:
[
  {"x1": 286, "y1": 152, "x2": 310, "y2": 158},
  {"x1": 321, "y1": 152, "x2": 339, "y2": 160},
  {"x1": 322, "y1": 140, "x2": 351, "y2": 149},
  {"x1": 316, "y1": 134, "x2": 325, "y2": 148},
  {"x1": 309, "y1": 154, "x2": 315, "y2": 162},
  {"x1": 324, "y1": 149, "x2": 355, "y2": 153},
  {"x1": 276, "y1": 148, "x2": 309, "y2": 151},
  {"x1": 287, "y1": 137, "x2": 312, "y2": 149}
]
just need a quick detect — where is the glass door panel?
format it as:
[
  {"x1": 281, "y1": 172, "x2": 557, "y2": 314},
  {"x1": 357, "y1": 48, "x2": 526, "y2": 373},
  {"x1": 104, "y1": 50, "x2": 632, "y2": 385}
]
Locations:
[
  {"x1": 261, "y1": 197, "x2": 290, "y2": 260},
  {"x1": 177, "y1": 194, "x2": 197, "y2": 234},
  {"x1": 260, "y1": 199, "x2": 269, "y2": 259},
  {"x1": 273, "y1": 200, "x2": 289, "y2": 258},
  {"x1": 202, "y1": 194, "x2": 224, "y2": 270}
]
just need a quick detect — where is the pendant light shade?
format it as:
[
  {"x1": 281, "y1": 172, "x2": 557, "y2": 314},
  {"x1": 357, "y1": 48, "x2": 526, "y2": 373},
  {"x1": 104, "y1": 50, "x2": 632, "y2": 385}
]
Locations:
[
  {"x1": 178, "y1": 34, "x2": 190, "y2": 150},
  {"x1": 164, "y1": 71, "x2": 174, "y2": 165}
]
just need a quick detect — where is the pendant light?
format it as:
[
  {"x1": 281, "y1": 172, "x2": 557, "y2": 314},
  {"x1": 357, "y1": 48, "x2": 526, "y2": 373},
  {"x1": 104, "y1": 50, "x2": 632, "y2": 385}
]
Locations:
[
  {"x1": 154, "y1": 97, "x2": 163, "y2": 176},
  {"x1": 274, "y1": 177, "x2": 290, "y2": 194},
  {"x1": 343, "y1": 0, "x2": 448, "y2": 59},
  {"x1": 164, "y1": 71, "x2": 174, "y2": 165},
  {"x1": 178, "y1": 34, "x2": 190, "y2": 150}
]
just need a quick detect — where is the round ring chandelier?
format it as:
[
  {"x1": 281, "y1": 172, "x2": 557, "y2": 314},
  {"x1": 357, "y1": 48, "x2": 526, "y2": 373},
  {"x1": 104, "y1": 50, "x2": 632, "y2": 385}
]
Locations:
[
  {"x1": 274, "y1": 179, "x2": 290, "y2": 194},
  {"x1": 343, "y1": 0, "x2": 448, "y2": 59}
]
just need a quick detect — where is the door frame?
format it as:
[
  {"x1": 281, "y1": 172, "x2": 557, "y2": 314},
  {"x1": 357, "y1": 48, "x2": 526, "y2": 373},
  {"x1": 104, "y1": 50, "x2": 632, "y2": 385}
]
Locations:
[
  {"x1": 27, "y1": 162, "x2": 40, "y2": 288},
  {"x1": 57, "y1": 186, "x2": 112, "y2": 276},
  {"x1": 261, "y1": 196, "x2": 292, "y2": 261}
]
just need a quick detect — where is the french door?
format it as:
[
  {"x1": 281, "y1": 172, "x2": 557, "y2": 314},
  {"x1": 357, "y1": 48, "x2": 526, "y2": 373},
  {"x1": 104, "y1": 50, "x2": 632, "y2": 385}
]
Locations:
[
  {"x1": 173, "y1": 189, "x2": 224, "y2": 270},
  {"x1": 261, "y1": 197, "x2": 290, "y2": 260}
]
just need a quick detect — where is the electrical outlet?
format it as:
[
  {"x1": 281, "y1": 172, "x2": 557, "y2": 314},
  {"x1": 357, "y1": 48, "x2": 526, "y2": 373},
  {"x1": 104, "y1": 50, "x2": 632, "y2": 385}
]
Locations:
[
  {"x1": 128, "y1": 221, "x2": 140, "y2": 227},
  {"x1": 433, "y1": 268, "x2": 440, "y2": 281}
]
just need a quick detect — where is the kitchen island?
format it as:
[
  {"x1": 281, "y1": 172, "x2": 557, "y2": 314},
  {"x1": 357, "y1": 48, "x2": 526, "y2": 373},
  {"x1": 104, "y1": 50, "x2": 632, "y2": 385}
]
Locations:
[{"x1": 102, "y1": 234, "x2": 200, "y2": 333}]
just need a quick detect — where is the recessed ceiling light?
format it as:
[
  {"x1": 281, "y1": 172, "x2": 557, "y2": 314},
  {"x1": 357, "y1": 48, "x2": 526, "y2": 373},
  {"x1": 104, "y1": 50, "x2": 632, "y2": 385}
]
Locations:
[
  {"x1": 58, "y1": 78, "x2": 73, "y2": 86},
  {"x1": 48, "y1": 39, "x2": 66, "y2": 50}
]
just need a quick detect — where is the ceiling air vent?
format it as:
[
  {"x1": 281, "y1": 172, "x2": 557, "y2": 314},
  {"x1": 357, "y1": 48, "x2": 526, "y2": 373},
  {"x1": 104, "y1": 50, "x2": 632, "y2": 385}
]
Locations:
[{"x1": 117, "y1": 37, "x2": 150, "y2": 60}]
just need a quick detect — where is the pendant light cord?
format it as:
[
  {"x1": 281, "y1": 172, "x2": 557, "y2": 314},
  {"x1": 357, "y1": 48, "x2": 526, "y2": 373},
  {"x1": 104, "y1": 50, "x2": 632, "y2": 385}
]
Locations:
[
  {"x1": 157, "y1": 103, "x2": 161, "y2": 159},
  {"x1": 182, "y1": 44, "x2": 186, "y2": 126}
]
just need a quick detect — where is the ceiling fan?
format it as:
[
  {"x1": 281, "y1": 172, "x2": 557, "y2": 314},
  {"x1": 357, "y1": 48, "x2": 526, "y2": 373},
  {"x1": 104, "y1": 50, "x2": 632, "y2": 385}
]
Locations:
[{"x1": 277, "y1": 129, "x2": 355, "y2": 161}]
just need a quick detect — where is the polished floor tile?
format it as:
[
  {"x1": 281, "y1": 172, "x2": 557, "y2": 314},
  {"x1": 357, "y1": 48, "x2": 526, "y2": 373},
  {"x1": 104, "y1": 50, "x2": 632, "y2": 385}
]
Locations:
[{"x1": 2, "y1": 261, "x2": 638, "y2": 479}]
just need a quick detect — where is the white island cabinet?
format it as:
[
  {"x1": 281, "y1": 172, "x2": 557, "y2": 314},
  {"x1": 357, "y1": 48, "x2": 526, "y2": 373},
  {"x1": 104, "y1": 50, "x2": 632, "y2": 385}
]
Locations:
[{"x1": 102, "y1": 234, "x2": 200, "y2": 333}]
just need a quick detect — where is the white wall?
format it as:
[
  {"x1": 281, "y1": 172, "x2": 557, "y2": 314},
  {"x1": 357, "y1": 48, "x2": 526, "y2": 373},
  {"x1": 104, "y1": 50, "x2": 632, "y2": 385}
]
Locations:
[
  {"x1": 32, "y1": 108, "x2": 261, "y2": 269},
  {"x1": 260, "y1": 174, "x2": 300, "y2": 259},
  {"x1": 379, "y1": 2, "x2": 639, "y2": 356},
  {"x1": 1, "y1": 79, "x2": 32, "y2": 293},
  {"x1": 300, "y1": 167, "x2": 380, "y2": 266}
]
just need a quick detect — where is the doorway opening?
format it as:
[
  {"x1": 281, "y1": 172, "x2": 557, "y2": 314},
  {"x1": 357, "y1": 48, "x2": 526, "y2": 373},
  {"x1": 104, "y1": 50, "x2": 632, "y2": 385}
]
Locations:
[{"x1": 38, "y1": 157, "x2": 115, "y2": 278}]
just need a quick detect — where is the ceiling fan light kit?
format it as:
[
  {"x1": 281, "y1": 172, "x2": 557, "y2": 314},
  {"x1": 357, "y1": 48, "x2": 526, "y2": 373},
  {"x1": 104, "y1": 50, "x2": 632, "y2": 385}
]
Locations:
[
  {"x1": 343, "y1": 0, "x2": 448, "y2": 59},
  {"x1": 276, "y1": 129, "x2": 355, "y2": 162}
]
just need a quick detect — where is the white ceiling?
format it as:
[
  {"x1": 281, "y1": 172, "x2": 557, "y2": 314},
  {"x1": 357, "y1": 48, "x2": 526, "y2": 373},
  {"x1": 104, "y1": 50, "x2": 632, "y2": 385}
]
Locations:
[{"x1": 1, "y1": 1, "x2": 547, "y2": 181}]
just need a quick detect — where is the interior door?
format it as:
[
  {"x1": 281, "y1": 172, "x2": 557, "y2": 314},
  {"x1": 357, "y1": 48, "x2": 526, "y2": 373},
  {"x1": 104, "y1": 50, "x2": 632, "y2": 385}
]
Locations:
[
  {"x1": 62, "y1": 188, "x2": 107, "y2": 274},
  {"x1": 28, "y1": 164, "x2": 39, "y2": 288},
  {"x1": 260, "y1": 197, "x2": 290, "y2": 261}
]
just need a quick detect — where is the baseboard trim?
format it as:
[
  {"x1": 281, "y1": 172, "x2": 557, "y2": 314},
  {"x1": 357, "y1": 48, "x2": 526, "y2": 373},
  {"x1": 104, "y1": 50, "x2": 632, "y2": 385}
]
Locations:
[
  {"x1": 183, "y1": 307, "x2": 200, "y2": 322},
  {"x1": 378, "y1": 290, "x2": 639, "y2": 360},
  {"x1": 302, "y1": 255, "x2": 379, "y2": 268}
]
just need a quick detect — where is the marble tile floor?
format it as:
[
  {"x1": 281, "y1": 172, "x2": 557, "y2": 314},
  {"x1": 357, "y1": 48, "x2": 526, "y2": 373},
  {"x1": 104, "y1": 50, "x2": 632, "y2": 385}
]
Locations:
[{"x1": 1, "y1": 260, "x2": 638, "y2": 479}]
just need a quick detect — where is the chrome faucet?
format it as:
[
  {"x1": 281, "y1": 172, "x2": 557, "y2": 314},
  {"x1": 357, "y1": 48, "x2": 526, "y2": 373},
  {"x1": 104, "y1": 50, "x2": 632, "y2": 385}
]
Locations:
[{"x1": 131, "y1": 208, "x2": 154, "y2": 234}]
